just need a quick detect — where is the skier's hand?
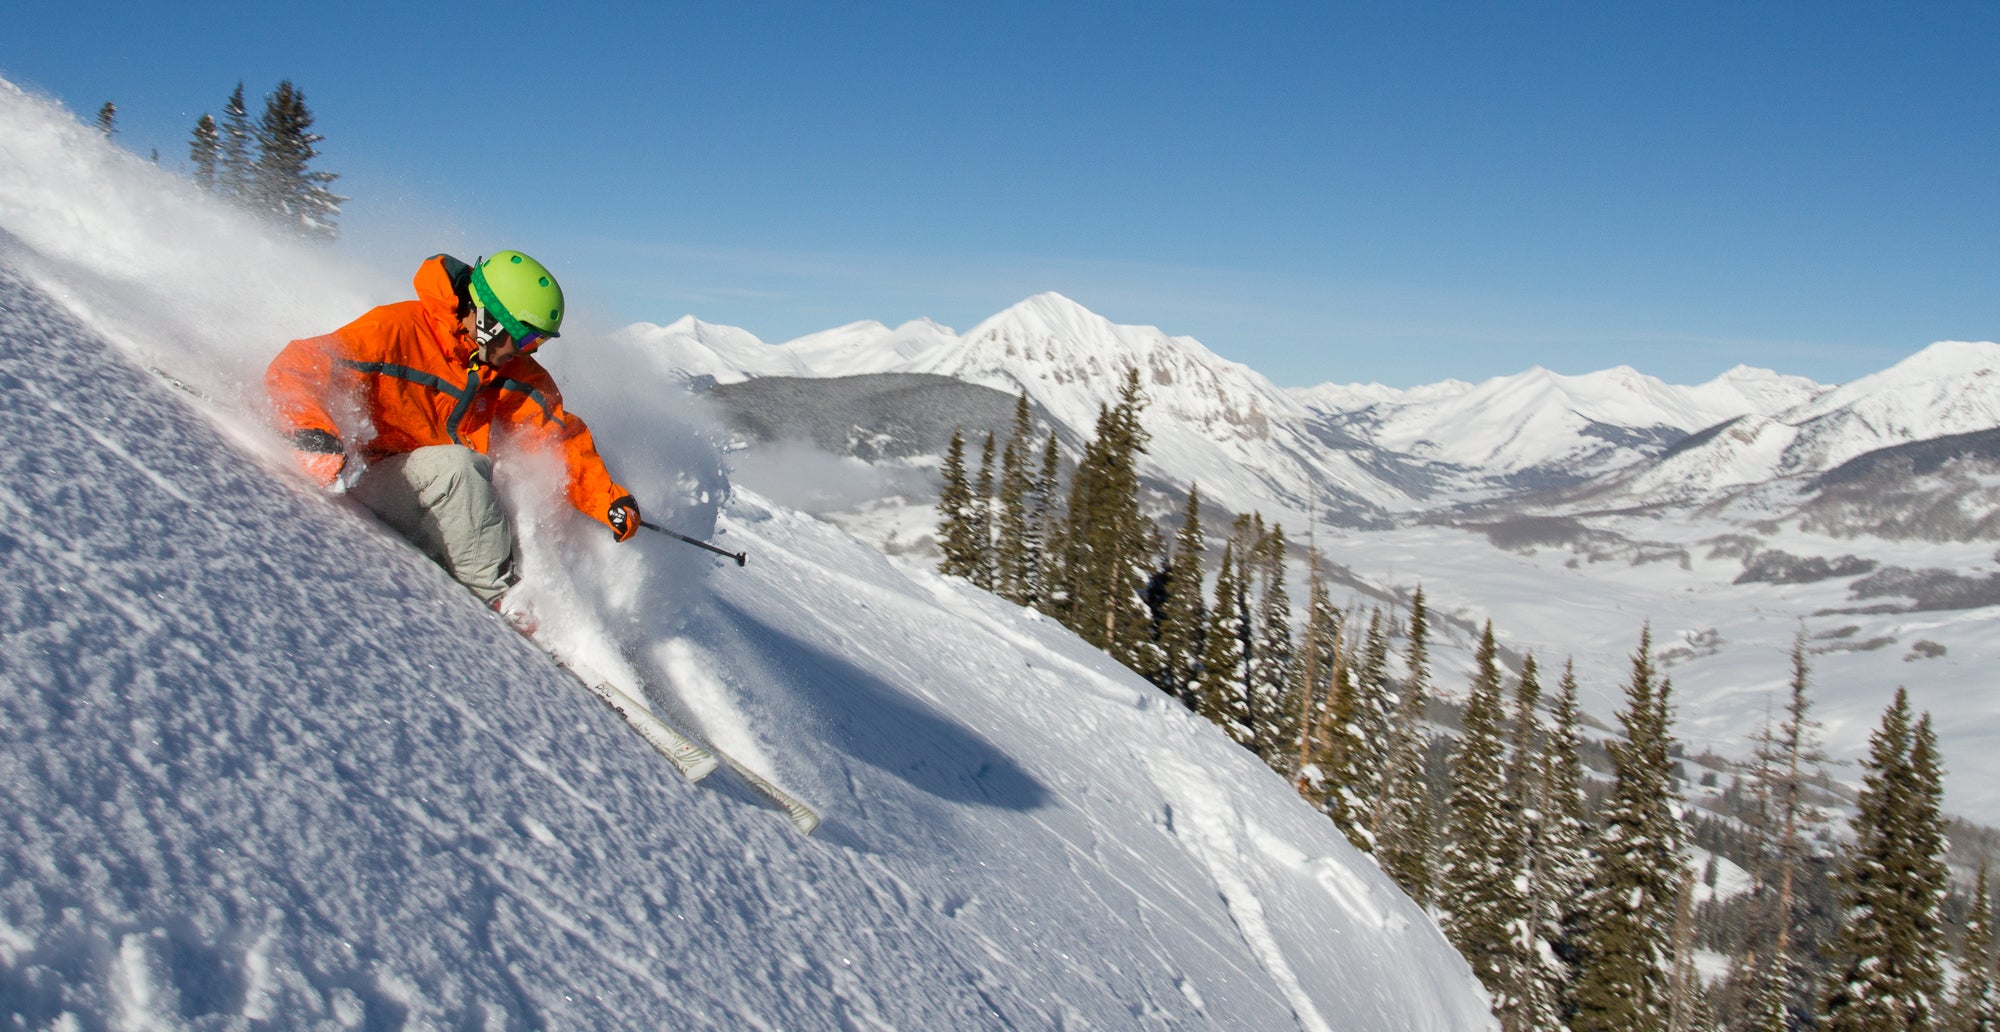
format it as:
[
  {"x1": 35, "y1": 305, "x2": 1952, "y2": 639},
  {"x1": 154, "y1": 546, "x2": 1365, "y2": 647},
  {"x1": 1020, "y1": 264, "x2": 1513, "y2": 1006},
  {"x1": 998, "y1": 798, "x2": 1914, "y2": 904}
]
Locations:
[
  {"x1": 288, "y1": 428, "x2": 345, "y2": 488},
  {"x1": 607, "y1": 496, "x2": 640, "y2": 542}
]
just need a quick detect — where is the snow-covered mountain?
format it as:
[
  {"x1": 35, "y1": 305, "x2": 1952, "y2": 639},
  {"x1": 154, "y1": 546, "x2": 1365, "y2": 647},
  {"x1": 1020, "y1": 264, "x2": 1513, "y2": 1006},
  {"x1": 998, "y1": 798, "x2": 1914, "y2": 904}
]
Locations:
[
  {"x1": 1587, "y1": 341, "x2": 2000, "y2": 510},
  {"x1": 623, "y1": 298, "x2": 1851, "y2": 521},
  {"x1": 0, "y1": 76, "x2": 1494, "y2": 1028},
  {"x1": 626, "y1": 294, "x2": 1428, "y2": 525},
  {"x1": 1296, "y1": 364, "x2": 1825, "y2": 486}
]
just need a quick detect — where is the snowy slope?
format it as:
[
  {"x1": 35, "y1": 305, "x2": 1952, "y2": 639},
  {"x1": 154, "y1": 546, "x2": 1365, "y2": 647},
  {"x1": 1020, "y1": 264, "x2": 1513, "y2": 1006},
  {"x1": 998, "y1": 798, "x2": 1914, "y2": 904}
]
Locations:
[{"x1": 0, "y1": 78, "x2": 1493, "y2": 1028}]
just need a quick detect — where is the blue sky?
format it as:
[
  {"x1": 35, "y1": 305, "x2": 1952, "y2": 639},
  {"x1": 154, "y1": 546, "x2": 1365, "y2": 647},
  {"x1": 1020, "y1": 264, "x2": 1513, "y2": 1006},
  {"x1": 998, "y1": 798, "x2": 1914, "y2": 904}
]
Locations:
[{"x1": 7, "y1": 2, "x2": 1998, "y2": 387}]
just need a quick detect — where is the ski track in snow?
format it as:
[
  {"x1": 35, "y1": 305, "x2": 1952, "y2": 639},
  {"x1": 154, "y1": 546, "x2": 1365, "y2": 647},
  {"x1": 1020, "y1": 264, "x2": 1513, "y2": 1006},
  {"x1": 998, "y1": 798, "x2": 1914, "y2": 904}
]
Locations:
[{"x1": 0, "y1": 81, "x2": 1494, "y2": 1029}]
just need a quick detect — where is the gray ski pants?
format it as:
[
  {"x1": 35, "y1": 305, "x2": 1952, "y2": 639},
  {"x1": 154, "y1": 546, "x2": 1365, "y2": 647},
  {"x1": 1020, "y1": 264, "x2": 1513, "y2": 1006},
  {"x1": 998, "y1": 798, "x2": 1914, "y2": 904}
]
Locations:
[{"x1": 349, "y1": 444, "x2": 519, "y2": 603}]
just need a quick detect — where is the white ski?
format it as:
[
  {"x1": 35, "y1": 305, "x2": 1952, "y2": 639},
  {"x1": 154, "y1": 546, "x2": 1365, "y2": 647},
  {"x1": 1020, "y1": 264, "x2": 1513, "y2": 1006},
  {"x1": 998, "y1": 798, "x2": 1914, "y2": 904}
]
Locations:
[
  {"x1": 581, "y1": 678, "x2": 721, "y2": 782},
  {"x1": 577, "y1": 672, "x2": 821, "y2": 836},
  {"x1": 714, "y1": 752, "x2": 822, "y2": 836}
]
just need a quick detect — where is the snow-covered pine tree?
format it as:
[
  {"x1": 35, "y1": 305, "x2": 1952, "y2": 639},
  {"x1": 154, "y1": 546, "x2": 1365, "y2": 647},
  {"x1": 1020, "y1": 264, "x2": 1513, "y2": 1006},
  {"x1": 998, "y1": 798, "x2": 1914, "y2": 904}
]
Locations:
[
  {"x1": 219, "y1": 83, "x2": 254, "y2": 207},
  {"x1": 251, "y1": 80, "x2": 344, "y2": 239},
  {"x1": 994, "y1": 394, "x2": 1035, "y2": 605},
  {"x1": 1154, "y1": 485, "x2": 1207, "y2": 707},
  {"x1": 1441, "y1": 622, "x2": 1523, "y2": 1013},
  {"x1": 1501, "y1": 653, "x2": 1564, "y2": 1032},
  {"x1": 970, "y1": 432, "x2": 997, "y2": 591},
  {"x1": 1033, "y1": 433, "x2": 1065, "y2": 612},
  {"x1": 189, "y1": 114, "x2": 221, "y2": 190},
  {"x1": 1055, "y1": 369, "x2": 1156, "y2": 677},
  {"x1": 1287, "y1": 559, "x2": 1342, "y2": 784},
  {"x1": 1373, "y1": 588, "x2": 1437, "y2": 907},
  {"x1": 1540, "y1": 659, "x2": 1593, "y2": 1021},
  {"x1": 1344, "y1": 608, "x2": 1395, "y2": 820},
  {"x1": 1743, "y1": 634, "x2": 1832, "y2": 1028},
  {"x1": 1949, "y1": 859, "x2": 1999, "y2": 1032},
  {"x1": 1245, "y1": 523, "x2": 1295, "y2": 766},
  {"x1": 1193, "y1": 540, "x2": 1249, "y2": 744},
  {"x1": 95, "y1": 101, "x2": 116, "y2": 136},
  {"x1": 1824, "y1": 690, "x2": 1949, "y2": 1030},
  {"x1": 935, "y1": 428, "x2": 980, "y2": 580},
  {"x1": 1571, "y1": 627, "x2": 1686, "y2": 1032}
]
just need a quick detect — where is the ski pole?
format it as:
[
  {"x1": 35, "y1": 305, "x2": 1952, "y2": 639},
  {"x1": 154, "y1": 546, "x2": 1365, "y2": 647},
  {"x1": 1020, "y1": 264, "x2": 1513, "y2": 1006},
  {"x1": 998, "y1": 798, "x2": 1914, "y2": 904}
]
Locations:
[{"x1": 640, "y1": 519, "x2": 747, "y2": 567}]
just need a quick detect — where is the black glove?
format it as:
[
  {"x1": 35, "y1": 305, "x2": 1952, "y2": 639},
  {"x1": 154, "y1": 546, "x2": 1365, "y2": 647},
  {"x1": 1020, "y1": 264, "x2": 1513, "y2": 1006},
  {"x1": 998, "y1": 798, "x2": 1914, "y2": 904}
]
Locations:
[
  {"x1": 287, "y1": 428, "x2": 345, "y2": 487},
  {"x1": 607, "y1": 496, "x2": 640, "y2": 542}
]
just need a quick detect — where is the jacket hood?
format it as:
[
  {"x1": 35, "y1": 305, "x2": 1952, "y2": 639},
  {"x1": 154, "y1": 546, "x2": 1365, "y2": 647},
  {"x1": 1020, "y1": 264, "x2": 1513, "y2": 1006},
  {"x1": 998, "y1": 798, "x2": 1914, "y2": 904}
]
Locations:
[{"x1": 413, "y1": 254, "x2": 476, "y2": 365}]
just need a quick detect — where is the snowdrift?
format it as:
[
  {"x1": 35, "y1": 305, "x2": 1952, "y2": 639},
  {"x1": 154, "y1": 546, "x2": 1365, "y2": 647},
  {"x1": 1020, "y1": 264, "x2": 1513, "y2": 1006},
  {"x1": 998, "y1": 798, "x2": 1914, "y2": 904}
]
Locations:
[{"x1": 0, "y1": 78, "x2": 1492, "y2": 1028}]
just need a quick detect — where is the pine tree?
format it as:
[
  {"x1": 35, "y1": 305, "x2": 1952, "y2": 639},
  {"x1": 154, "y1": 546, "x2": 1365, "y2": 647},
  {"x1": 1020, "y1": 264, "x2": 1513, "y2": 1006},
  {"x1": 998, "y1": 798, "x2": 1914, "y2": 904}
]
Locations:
[
  {"x1": 1572, "y1": 627, "x2": 1686, "y2": 1032},
  {"x1": 1540, "y1": 659, "x2": 1593, "y2": 1022},
  {"x1": 994, "y1": 394, "x2": 1036, "y2": 604},
  {"x1": 1287, "y1": 557, "x2": 1342, "y2": 784},
  {"x1": 252, "y1": 80, "x2": 344, "y2": 238},
  {"x1": 1374, "y1": 588, "x2": 1437, "y2": 907},
  {"x1": 189, "y1": 113, "x2": 221, "y2": 189},
  {"x1": 1824, "y1": 689, "x2": 1950, "y2": 1032},
  {"x1": 969, "y1": 432, "x2": 998, "y2": 591},
  {"x1": 1744, "y1": 634, "x2": 1833, "y2": 1028},
  {"x1": 1154, "y1": 485, "x2": 1207, "y2": 706},
  {"x1": 936, "y1": 428, "x2": 980, "y2": 580},
  {"x1": 1441, "y1": 622, "x2": 1525, "y2": 1013},
  {"x1": 219, "y1": 82, "x2": 256, "y2": 206},
  {"x1": 1193, "y1": 540, "x2": 1249, "y2": 742},
  {"x1": 1342, "y1": 607, "x2": 1396, "y2": 825},
  {"x1": 1031, "y1": 433, "x2": 1064, "y2": 611},
  {"x1": 1952, "y1": 860, "x2": 1999, "y2": 1032},
  {"x1": 1055, "y1": 369, "x2": 1156, "y2": 676},
  {"x1": 95, "y1": 101, "x2": 117, "y2": 136},
  {"x1": 1502, "y1": 653, "x2": 1565, "y2": 1032},
  {"x1": 1245, "y1": 523, "x2": 1295, "y2": 765}
]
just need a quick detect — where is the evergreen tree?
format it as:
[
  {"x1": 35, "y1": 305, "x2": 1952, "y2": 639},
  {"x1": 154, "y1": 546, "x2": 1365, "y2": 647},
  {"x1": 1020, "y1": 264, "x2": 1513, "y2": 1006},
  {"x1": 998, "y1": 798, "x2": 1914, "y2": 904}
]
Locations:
[
  {"x1": 95, "y1": 101, "x2": 117, "y2": 136},
  {"x1": 1825, "y1": 690, "x2": 1948, "y2": 1030},
  {"x1": 1031, "y1": 434, "x2": 1064, "y2": 611},
  {"x1": 994, "y1": 394, "x2": 1036, "y2": 604},
  {"x1": 1441, "y1": 622, "x2": 1525, "y2": 1014},
  {"x1": 1502, "y1": 653, "x2": 1565, "y2": 1032},
  {"x1": 1745, "y1": 634, "x2": 1833, "y2": 1028},
  {"x1": 219, "y1": 83, "x2": 255, "y2": 206},
  {"x1": 1952, "y1": 860, "x2": 1998, "y2": 1032},
  {"x1": 189, "y1": 113, "x2": 221, "y2": 189},
  {"x1": 1540, "y1": 660, "x2": 1593, "y2": 1022},
  {"x1": 1342, "y1": 607, "x2": 1396, "y2": 826},
  {"x1": 1572, "y1": 627, "x2": 1686, "y2": 1032},
  {"x1": 935, "y1": 428, "x2": 980, "y2": 580},
  {"x1": 252, "y1": 80, "x2": 344, "y2": 238},
  {"x1": 1154, "y1": 485, "x2": 1208, "y2": 706},
  {"x1": 1287, "y1": 557, "x2": 1342, "y2": 783},
  {"x1": 1374, "y1": 589, "x2": 1437, "y2": 907},
  {"x1": 1315, "y1": 624, "x2": 1372, "y2": 852},
  {"x1": 969, "y1": 432, "x2": 998, "y2": 591},
  {"x1": 1193, "y1": 540, "x2": 1249, "y2": 742},
  {"x1": 1245, "y1": 523, "x2": 1295, "y2": 765},
  {"x1": 1055, "y1": 369, "x2": 1156, "y2": 676}
]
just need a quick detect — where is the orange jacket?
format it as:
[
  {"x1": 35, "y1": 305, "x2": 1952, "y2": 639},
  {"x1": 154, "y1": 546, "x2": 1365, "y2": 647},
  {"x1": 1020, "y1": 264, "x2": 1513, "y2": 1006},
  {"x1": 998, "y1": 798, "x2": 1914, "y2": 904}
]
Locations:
[{"x1": 266, "y1": 254, "x2": 631, "y2": 531}]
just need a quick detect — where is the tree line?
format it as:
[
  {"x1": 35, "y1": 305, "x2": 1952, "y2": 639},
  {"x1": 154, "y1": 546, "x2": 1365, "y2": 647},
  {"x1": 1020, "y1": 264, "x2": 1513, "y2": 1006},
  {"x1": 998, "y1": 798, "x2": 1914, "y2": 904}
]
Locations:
[
  {"x1": 936, "y1": 371, "x2": 1993, "y2": 1031},
  {"x1": 93, "y1": 81, "x2": 344, "y2": 239}
]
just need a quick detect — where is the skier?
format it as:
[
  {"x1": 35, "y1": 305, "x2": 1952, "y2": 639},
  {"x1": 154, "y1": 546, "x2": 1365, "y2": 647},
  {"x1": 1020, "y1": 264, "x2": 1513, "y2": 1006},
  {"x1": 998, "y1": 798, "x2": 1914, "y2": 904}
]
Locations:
[{"x1": 265, "y1": 250, "x2": 640, "y2": 623}]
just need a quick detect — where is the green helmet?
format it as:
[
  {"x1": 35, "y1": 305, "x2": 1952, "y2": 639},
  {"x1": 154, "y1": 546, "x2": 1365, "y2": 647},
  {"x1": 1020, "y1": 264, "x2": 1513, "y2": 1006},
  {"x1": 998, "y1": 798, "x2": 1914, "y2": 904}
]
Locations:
[{"x1": 468, "y1": 250, "x2": 564, "y2": 340}]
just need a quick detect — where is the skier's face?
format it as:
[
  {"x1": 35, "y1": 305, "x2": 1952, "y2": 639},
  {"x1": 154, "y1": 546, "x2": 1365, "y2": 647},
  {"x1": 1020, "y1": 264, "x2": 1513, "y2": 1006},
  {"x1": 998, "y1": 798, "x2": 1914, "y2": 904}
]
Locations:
[{"x1": 468, "y1": 307, "x2": 544, "y2": 367}]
